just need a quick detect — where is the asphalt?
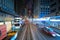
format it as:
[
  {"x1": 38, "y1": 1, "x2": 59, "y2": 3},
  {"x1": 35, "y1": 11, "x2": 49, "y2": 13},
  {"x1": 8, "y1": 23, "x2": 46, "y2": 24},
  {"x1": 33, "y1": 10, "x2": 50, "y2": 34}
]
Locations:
[
  {"x1": 51, "y1": 27, "x2": 60, "y2": 34},
  {"x1": 37, "y1": 26, "x2": 60, "y2": 40},
  {"x1": 16, "y1": 23, "x2": 60, "y2": 40}
]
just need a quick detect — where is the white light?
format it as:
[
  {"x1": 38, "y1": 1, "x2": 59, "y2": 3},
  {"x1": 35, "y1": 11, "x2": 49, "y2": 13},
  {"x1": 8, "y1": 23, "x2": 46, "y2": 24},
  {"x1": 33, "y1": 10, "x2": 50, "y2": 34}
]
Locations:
[
  {"x1": 52, "y1": 34, "x2": 56, "y2": 37},
  {"x1": 28, "y1": 17, "x2": 50, "y2": 22},
  {"x1": 46, "y1": 27, "x2": 49, "y2": 28},
  {"x1": 15, "y1": 17, "x2": 22, "y2": 20},
  {"x1": 15, "y1": 27, "x2": 20, "y2": 29},
  {"x1": 33, "y1": 18, "x2": 47, "y2": 21},
  {"x1": 50, "y1": 19, "x2": 60, "y2": 21},
  {"x1": 56, "y1": 34, "x2": 60, "y2": 37}
]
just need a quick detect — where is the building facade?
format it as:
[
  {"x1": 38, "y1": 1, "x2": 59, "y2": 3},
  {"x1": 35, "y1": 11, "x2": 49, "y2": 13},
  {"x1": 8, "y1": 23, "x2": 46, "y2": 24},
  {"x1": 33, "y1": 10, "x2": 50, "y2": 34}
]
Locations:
[
  {"x1": 33, "y1": 0, "x2": 50, "y2": 18},
  {"x1": 0, "y1": 0, "x2": 18, "y2": 18},
  {"x1": 0, "y1": 0, "x2": 16, "y2": 33},
  {"x1": 33, "y1": 0, "x2": 40, "y2": 18},
  {"x1": 40, "y1": 0, "x2": 50, "y2": 17},
  {"x1": 49, "y1": 0, "x2": 60, "y2": 16}
]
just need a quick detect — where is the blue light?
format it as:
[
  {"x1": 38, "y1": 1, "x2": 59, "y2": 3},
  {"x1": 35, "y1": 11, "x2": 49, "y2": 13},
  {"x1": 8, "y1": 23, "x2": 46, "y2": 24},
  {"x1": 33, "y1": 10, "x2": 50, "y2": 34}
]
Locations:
[
  {"x1": 10, "y1": 33, "x2": 18, "y2": 40},
  {"x1": 39, "y1": 12, "x2": 46, "y2": 18}
]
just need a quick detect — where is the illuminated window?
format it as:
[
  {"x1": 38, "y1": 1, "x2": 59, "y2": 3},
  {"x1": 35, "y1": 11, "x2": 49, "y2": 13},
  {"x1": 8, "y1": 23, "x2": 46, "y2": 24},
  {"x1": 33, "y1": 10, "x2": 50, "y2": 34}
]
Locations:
[{"x1": 0, "y1": 21, "x2": 4, "y2": 25}]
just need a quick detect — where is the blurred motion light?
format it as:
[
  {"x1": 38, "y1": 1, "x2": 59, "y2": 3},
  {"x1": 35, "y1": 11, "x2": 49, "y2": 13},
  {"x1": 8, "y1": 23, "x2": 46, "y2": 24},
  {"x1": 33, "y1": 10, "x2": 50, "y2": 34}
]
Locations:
[
  {"x1": 50, "y1": 19, "x2": 60, "y2": 21},
  {"x1": 11, "y1": 33, "x2": 18, "y2": 40},
  {"x1": 33, "y1": 18, "x2": 50, "y2": 21},
  {"x1": 46, "y1": 27, "x2": 49, "y2": 28},
  {"x1": 15, "y1": 17, "x2": 22, "y2": 20}
]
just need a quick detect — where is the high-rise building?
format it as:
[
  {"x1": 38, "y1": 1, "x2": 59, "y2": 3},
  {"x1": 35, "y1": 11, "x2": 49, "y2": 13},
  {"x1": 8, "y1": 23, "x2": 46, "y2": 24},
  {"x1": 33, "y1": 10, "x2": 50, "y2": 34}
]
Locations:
[
  {"x1": 33, "y1": 0, "x2": 40, "y2": 18},
  {"x1": 0, "y1": 0, "x2": 17, "y2": 17},
  {"x1": 33, "y1": 0, "x2": 50, "y2": 18},
  {"x1": 49, "y1": 0, "x2": 60, "y2": 16},
  {"x1": 40, "y1": 0, "x2": 50, "y2": 17}
]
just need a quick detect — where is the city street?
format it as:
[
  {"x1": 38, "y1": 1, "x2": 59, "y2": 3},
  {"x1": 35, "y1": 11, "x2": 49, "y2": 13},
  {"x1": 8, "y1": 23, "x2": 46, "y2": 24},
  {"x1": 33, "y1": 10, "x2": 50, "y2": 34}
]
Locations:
[
  {"x1": 0, "y1": 0, "x2": 60, "y2": 40},
  {"x1": 16, "y1": 22, "x2": 60, "y2": 40}
]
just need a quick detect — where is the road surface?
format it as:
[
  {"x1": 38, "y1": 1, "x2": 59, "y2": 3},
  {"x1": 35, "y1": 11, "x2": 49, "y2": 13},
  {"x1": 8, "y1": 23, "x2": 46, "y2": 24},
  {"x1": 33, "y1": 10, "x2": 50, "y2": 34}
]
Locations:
[{"x1": 16, "y1": 22, "x2": 60, "y2": 40}]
